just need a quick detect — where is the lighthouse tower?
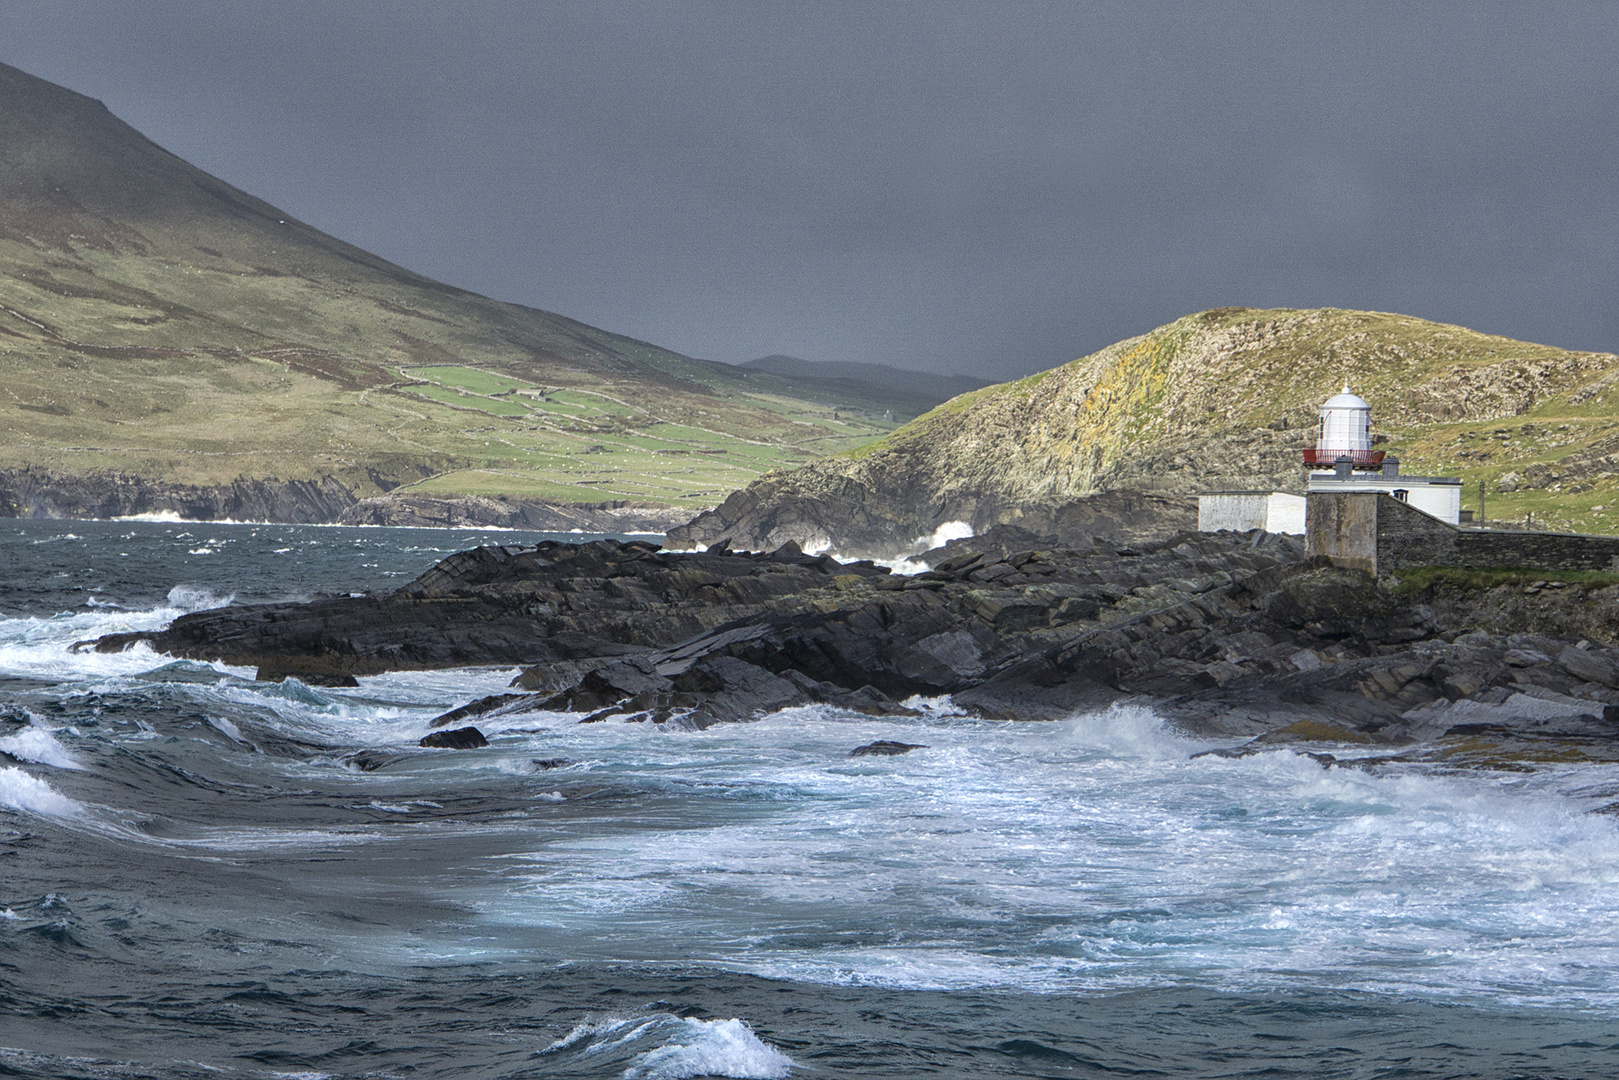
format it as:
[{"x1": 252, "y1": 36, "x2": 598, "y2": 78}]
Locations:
[{"x1": 1304, "y1": 384, "x2": 1382, "y2": 467}]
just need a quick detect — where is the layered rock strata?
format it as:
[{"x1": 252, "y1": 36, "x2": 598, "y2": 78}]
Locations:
[{"x1": 0, "y1": 468, "x2": 356, "y2": 523}]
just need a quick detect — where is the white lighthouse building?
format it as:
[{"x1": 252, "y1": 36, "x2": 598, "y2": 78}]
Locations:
[
  {"x1": 1198, "y1": 384, "x2": 1463, "y2": 533},
  {"x1": 1303, "y1": 384, "x2": 1462, "y2": 524}
]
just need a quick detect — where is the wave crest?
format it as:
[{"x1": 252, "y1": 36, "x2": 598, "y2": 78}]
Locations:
[{"x1": 542, "y1": 1014, "x2": 794, "y2": 1079}]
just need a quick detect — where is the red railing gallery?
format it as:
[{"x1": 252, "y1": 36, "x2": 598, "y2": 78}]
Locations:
[{"x1": 1301, "y1": 449, "x2": 1387, "y2": 467}]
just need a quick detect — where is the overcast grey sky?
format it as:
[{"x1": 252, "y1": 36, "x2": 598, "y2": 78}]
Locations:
[{"x1": 3, "y1": 1, "x2": 1616, "y2": 379}]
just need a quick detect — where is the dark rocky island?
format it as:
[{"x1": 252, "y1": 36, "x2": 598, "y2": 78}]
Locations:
[{"x1": 88, "y1": 528, "x2": 1619, "y2": 763}]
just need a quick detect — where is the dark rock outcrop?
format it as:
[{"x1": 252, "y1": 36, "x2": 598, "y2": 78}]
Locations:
[
  {"x1": 849, "y1": 741, "x2": 928, "y2": 757},
  {"x1": 667, "y1": 483, "x2": 1195, "y2": 560},
  {"x1": 0, "y1": 466, "x2": 691, "y2": 531},
  {"x1": 338, "y1": 493, "x2": 687, "y2": 533},
  {"x1": 88, "y1": 527, "x2": 1619, "y2": 758},
  {"x1": 419, "y1": 726, "x2": 488, "y2": 749}
]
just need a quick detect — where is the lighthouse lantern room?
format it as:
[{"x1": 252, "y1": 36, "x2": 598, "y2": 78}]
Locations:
[{"x1": 1303, "y1": 384, "x2": 1383, "y2": 467}]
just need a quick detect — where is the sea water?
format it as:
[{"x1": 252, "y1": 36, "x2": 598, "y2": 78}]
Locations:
[{"x1": 4, "y1": 518, "x2": 1619, "y2": 1078}]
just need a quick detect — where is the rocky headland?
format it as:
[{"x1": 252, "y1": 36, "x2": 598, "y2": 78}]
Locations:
[
  {"x1": 668, "y1": 307, "x2": 1619, "y2": 556},
  {"x1": 89, "y1": 530, "x2": 1619, "y2": 763}
]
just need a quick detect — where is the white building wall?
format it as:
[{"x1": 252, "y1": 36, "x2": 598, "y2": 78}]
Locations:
[
  {"x1": 1199, "y1": 493, "x2": 1269, "y2": 533},
  {"x1": 1305, "y1": 474, "x2": 1462, "y2": 525},
  {"x1": 1198, "y1": 492, "x2": 1307, "y2": 535},
  {"x1": 1405, "y1": 484, "x2": 1461, "y2": 524},
  {"x1": 1266, "y1": 492, "x2": 1307, "y2": 535}
]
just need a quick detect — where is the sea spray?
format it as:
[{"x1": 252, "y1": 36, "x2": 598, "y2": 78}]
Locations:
[{"x1": 0, "y1": 725, "x2": 84, "y2": 770}]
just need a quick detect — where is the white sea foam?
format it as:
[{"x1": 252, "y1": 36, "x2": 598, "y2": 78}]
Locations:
[
  {"x1": 114, "y1": 512, "x2": 253, "y2": 524},
  {"x1": 626, "y1": 1017, "x2": 794, "y2": 1079},
  {"x1": 543, "y1": 1015, "x2": 793, "y2": 1080},
  {"x1": 453, "y1": 699, "x2": 1619, "y2": 1004},
  {"x1": 1055, "y1": 699, "x2": 1208, "y2": 759},
  {"x1": 164, "y1": 584, "x2": 232, "y2": 612},
  {"x1": 875, "y1": 521, "x2": 974, "y2": 574},
  {"x1": 0, "y1": 726, "x2": 84, "y2": 770},
  {"x1": 0, "y1": 766, "x2": 86, "y2": 819},
  {"x1": 17, "y1": 520, "x2": 1619, "y2": 1008}
]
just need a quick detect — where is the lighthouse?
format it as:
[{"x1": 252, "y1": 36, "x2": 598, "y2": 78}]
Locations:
[
  {"x1": 1303, "y1": 386, "x2": 1462, "y2": 523},
  {"x1": 1199, "y1": 385, "x2": 1464, "y2": 533}
]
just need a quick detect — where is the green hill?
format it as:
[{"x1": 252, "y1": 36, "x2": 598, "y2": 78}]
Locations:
[
  {"x1": 0, "y1": 61, "x2": 913, "y2": 522},
  {"x1": 670, "y1": 307, "x2": 1619, "y2": 552}
]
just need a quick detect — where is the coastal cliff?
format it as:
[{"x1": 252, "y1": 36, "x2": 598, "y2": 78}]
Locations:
[{"x1": 0, "y1": 467, "x2": 687, "y2": 531}]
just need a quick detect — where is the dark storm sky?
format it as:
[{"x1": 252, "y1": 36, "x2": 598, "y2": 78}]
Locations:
[{"x1": 4, "y1": 2, "x2": 1616, "y2": 380}]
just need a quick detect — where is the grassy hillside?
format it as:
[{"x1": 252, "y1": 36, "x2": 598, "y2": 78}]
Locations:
[
  {"x1": 0, "y1": 62, "x2": 909, "y2": 513},
  {"x1": 873, "y1": 306, "x2": 1619, "y2": 531},
  {"x1": 673, "y1": 307, "x2": 1619, "y2": 551}
]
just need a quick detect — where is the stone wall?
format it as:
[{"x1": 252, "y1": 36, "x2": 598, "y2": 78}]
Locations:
[
  {"x1": 1374, "y1": 495, "x2": 1462, "y2": 573},
  {"x1": 1453, "y1": 530, "x2": 1619, "y2": 573},
  {"x1": 1307, "y1": 491, "x2": 1619, "y2": 575},
  {"x1": 1304, "y1": 491, "x2": 1379, "y2": 574}
]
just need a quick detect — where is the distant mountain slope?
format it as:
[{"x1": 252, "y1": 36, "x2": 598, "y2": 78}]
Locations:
[
  {"x1": 0, "y1": 61, "x2": 910, "y2": 523},
  {"x1": 741, "y1": 355, "x2": 991, "y2": 410},
  {"x1": 670, "y1": 307, "x2": 1619, "y2": 554}
]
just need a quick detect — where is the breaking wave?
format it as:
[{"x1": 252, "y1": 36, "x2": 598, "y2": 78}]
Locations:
[{"x1": 542, "y1": 1014, "x2": 795, "y2": 1079}]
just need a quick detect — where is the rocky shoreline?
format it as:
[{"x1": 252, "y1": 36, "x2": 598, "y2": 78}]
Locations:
[
  {"x1": 0, "y1": 467, "x2": 688, "y2": 532},
  {"x1": 87, "y1": 527, "x2": 1619, "y2": 763}
]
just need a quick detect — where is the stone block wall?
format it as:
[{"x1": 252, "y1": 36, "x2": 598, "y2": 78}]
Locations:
[
  {"x1": 1454, "y1": 530, "x2": 1619, "y2": 573},
  {"x1": 1307, "y1": 491, "x2": 1619, "y2": 575},
  {"x1": 1374, "y1": 494, "x2": 1460, "y2": 572}
]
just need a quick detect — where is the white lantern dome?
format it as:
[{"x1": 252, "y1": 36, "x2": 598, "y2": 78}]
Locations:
[{"x1": 1318, "y1": 383, "x2": 1371, "y2": 454}]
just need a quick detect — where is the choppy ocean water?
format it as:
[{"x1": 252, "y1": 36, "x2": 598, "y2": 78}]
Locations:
[{"x1": 5, "y1": 519, "x2": 1619, "y2": 1078}]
